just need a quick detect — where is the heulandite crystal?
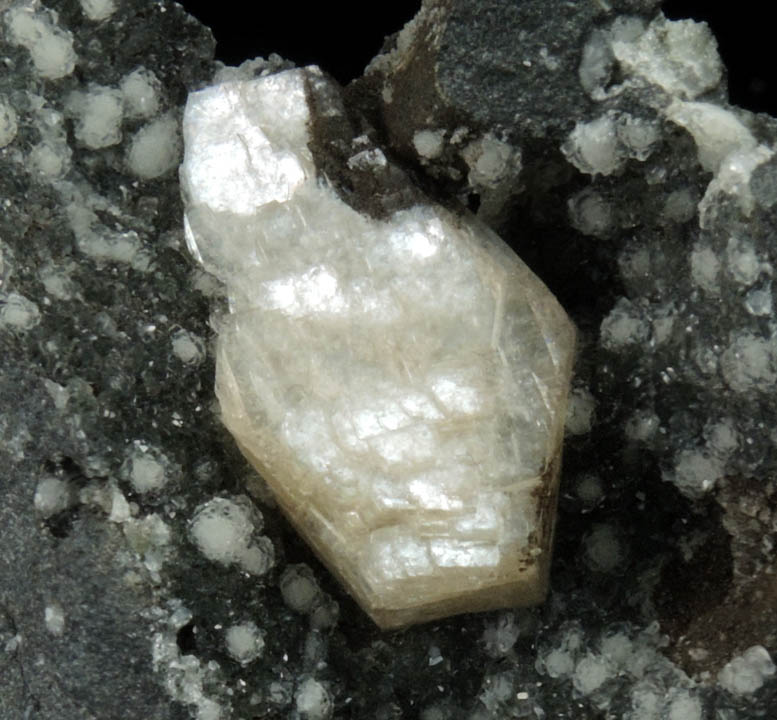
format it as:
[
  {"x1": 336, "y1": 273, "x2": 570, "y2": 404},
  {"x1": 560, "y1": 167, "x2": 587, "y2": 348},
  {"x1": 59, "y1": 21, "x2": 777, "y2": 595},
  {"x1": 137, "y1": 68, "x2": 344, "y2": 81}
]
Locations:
[{"x1": 180, "y1": 67, "x2": 575, "y2": 628}]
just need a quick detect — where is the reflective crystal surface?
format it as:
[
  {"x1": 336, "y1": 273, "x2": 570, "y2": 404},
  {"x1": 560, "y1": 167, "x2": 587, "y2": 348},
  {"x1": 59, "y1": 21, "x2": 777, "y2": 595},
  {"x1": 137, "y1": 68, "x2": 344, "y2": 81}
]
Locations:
[{"x1": 180, "y1": 68, "x2": 575, "y2": 628}]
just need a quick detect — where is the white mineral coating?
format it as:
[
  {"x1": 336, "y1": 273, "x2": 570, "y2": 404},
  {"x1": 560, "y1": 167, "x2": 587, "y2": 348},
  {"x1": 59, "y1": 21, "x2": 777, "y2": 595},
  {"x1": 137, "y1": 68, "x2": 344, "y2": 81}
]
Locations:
[
  {"x1": 689, "y1": 243, "x2": 721, "y2": 294},
  {"x1": 79, "y1": 0, "x2": 116, "y2": 22},
  {"x1": 34, "y1": 476, "x2": 73, "y2": 517},
  {"x1": 572, "y1": 652, "x2": 611, "y2": 694},
  {"x1": 665, "y1": 101, "x2": 775, "y2": 224},
  {"x1": 481, "y1": 612, "x2": 520, "y2": 658},
  {"x1": 122, "y1": 514, "x2": 171, "y2": 558},
  {"x1": 66, "y1": 203, "x2": 150, "y2": 270},
  {"x1": 30, "y1": 140, "x2": 70, "y2": 178},
  {"x1": 663, "y1": 188, "x2": 697, "y2": 225},
  {"x1": 0, "y1": 291, "x2": 41, "y2": 331},
  {"x1": 726, "y1": 236, "x2": 768, "y2": 287},
  {"x1": 478, "y1": 672, "x2": 515, "y2": 712},
  {"x1": 40, "y1": 263, "x2": 78, "y2": 300},
  {"x1": 413, "y1": 129, "x2": 445, "y2": 160},
  {"x1": 667, "y1": 693, "x2": 702, "y2": 720},
  {"x1": 66, "y1": 85, "x2": 123, "y2": 149},
  {"x1": 745, "y1": 286, "x2": 773, "y2": 317},
  {"x1": 665, "y1": 101, "x2": 757, "y2": 174},
  {"x1": 568, "y1": 189, "x2": 613, "y2": 239},
  {"x1": 665, "y1": 447, "x2": 724, "y2": 497},
  {"x1": 235, "y1": 536, "x2": 275, "y2": 576},
  {"x1": 611, "y1": 15, "x2": 722, "y2": 100},
  {"x1": 718, "y1": 645, "x2": 776, "y2": 696},
  {"x1": 461, "y1": 134, "x2": 521, "y2": 188},
  {"x1": 224, "y1": 622, "x2": 265, "y2": 665},
  {"x1": 44, "y1": 602, "x2": 66, "y2": 636},
  {"x1": 702, "y1": 144, "x2": 776, "y2": 223},
  {"x1": 720, "y1": 331, "x2": 777, "y2": 395},
  {"x1": 579, "y1": 17, "x2": 646, "y2": 99},
  {"x1": 106, "y1": 484, "x2": 131, "y2": 523},
  {"x1": 294, "y1": 678, "x2": 333, "y2": 720},
  {"x1": 563, "y1": 112, "x2": 659, "y2": 179},
  {"x1": 190, "y1": 497, "x2": 252, "y2": 561},
  {"x1": 704, "y1": 418, "x2": 739, "y2": 457},
  {"x1": 563, "y1": 115, "x2": 624, "y2": 177},
  {"x1": 600, "y1": 298, "x2": 650, "y2": 350},
  {"x1": 122, "y1": 444, "x2": 173, "y2": 494},
  {"x1": 4, "y1": 2, "x2": 77, "y2": 80},
  {"x1": 180, "y1": 67, "x2": 576, "y2": 628},
  {"x1": 126, "y1": 115, "x2": 180, "y2": 179},
  {"x1": 280, "y1": 564, "x2": 322, "y2": 615},
  {"x1": 346, "y1": 146, "x2": 387, "y2": 172},
  {"x1": 537, "y1": 627, "x2": 584, "y2": 679},
  {"x1": 152, "y1": 631, "x2": 224, "y2": 720},
  {"x1": 565, "y1": 386, "x2": 595, "y2": 436},
  {"x1": 171, "y1": 328, "x2": 206, "y2": 365},
  {"x1": 189, "y1": 496, "x2": 272, "y2": 576},
  {"x1": 120, "y1": 67, "x2": 161, "y2": 119},
  {"x1": 309, "y1": 595, "x2": 339, "y2": 631},
  {"x1": 579, "y1": 13, "x2": 721, "y2": 104},
  {"x1": 616, "y1": 114, "x2": 660, "y2": 162}
]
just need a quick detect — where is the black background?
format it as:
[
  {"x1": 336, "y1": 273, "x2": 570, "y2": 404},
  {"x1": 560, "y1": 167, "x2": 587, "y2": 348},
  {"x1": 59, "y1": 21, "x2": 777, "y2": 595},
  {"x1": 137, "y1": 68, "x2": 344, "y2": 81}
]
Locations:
[
  {"x1": 178, "y1": 1, "x2": 421, "y2": 85},
  {"x1": 178, "y1": 1, "x2": 776, "y2": 117}
]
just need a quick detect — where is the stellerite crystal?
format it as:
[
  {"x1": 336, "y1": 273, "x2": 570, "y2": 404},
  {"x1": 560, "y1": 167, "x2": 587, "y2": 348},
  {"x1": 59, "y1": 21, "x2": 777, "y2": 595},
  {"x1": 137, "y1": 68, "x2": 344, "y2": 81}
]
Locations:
[{"x1": 180, "y1": 67, "x2": 576, "y2": 628}]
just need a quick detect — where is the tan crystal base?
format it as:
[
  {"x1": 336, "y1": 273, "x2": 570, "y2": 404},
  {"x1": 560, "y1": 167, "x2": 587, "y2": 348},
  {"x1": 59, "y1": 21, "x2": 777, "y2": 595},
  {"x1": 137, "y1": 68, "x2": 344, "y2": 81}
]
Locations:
[{"x1": 237, "y1": 440, "x2": 562, "y2": 629}]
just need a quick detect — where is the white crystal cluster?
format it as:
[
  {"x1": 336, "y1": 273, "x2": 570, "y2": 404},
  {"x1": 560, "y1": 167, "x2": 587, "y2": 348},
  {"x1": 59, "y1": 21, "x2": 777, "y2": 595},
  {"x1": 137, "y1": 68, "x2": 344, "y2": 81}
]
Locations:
[
  {"x1": 4, "y1": 2, "x2": 77, "y2": 80},
  {"x1": 718, "y1": 645, "x2": 776, "y2": 696},
  {"x1": 536, "y1": 623, "x2": 704, "y2": 720},
  {"x1": 180, "y1": 68, "x2": 575, "y2": 627},
  {"x1": 572, "y1": 12, "x2": 777, "y2": 502},
  {"x1": 575, "y1": 13, "x2": 774, "y2": 229}
]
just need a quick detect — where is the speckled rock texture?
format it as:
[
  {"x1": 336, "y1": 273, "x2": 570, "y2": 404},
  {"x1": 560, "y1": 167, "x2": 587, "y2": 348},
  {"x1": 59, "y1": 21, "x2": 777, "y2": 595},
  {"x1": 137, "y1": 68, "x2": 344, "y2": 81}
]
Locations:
[{"x1": 1, "y1": 0, "x2": 776, "y2": 718}]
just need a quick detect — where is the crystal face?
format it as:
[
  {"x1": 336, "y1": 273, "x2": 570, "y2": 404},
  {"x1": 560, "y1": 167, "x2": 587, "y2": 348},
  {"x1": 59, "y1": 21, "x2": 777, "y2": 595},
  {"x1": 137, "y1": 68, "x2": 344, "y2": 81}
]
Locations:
[{"x1": 180, "y1": 67, "x2": 576, "y2": 629}]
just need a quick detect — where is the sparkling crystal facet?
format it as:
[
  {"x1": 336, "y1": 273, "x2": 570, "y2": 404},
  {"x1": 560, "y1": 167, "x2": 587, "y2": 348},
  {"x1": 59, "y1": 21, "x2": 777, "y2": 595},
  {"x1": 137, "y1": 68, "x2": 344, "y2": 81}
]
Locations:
[{"x1": 180, "y1": 68, "x2": 576, "y2": 628}]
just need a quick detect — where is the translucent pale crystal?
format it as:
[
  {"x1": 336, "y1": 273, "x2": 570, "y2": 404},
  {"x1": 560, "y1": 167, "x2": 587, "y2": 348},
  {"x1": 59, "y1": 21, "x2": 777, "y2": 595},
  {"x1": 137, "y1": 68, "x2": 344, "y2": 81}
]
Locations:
[{"x1": 180, "y1": 68, "x2": 576, "y2": 629}]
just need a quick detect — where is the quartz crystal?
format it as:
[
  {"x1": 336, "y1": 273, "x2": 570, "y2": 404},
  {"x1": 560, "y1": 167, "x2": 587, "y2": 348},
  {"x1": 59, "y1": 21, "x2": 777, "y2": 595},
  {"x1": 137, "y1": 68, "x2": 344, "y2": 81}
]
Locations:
[{"x1": 180, "y1": 67, "x2": 575, "y2": 628}]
